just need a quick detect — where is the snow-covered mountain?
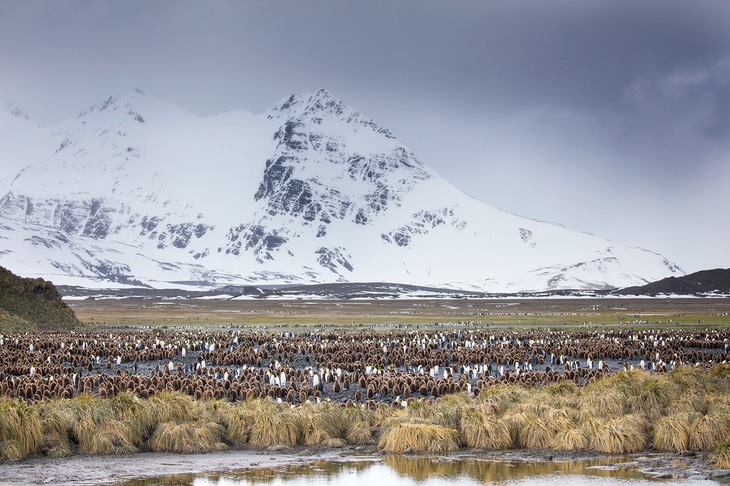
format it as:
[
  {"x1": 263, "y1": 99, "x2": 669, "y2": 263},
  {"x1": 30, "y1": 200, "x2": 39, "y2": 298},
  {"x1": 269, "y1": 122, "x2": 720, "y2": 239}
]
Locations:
[{"x1": 0, "y1": 89, "x2": 683, "y2": 292}]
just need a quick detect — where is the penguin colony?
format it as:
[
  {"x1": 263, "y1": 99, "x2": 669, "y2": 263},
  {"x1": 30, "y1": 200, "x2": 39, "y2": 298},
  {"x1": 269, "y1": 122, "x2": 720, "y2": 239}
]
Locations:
[{"x1": 1, "y1": 328, "x2": 728, "y2": 404}]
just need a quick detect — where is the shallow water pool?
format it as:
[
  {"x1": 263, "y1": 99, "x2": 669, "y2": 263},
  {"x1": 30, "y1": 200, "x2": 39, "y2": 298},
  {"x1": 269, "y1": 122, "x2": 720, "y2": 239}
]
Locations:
[{"x1": 117, "y1": 455, "x2": 724, "y2": 486}]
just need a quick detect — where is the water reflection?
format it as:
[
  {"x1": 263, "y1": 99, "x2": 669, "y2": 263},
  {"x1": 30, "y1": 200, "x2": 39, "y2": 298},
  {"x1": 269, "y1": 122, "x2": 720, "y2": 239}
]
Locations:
[
  {"x1": 384, "y1": 455, "x2": 649, "y2": 482},
  {"x1": 117, "y1": 455, "x2": 702, "y2": 486}
]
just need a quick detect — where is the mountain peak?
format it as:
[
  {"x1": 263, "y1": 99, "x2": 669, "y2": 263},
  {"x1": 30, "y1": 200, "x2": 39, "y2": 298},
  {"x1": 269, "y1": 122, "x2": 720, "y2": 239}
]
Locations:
[
  {"x1": 76, "y1": 89, "x2": 191, "y2": 124},
  {"x1": 267, "y1": 89, "x2": 395, "y2": 140},
  {"x1": 267, "y1": 88, "x2": 348, "y2": 119}
]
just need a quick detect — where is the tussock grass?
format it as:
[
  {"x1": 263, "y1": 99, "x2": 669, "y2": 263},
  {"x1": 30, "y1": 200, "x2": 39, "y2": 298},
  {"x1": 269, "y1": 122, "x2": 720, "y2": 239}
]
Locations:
[
  {"x1": 298, "y1": 402, "x2": 348, "y2": 446},
  {"x1": 221, "y1": 398, "x2": 302, "y2": 448},
  {"x1": 653, "y1": 413, "x2": 697, "y2": 452},
  {"x1": 147, "y1": 391, "x2": 199, "y2": 424},
  {"x1": 545, "y1": 380, "x2": 579, "y2": 397},
  {"x1": 61, "y1": 393, "x2": 141, "y2": 455},
  {"x1": 147, "y1": 421, "x2": 226, "y2": 453},
  {"x1": 346, "y1": 419, "x2": 373, "y2": 445},
  {"x1": 592, "y1": 371, "x2": 674, "y2": 421},
  {"x1": 579, "y1": 386, "x2": 625, "y2": 420},
  {"x1": 401, "y1": 394, "x2": 471, "y2": 429},
  {"x1": 83, "y1": 421, "x2": 138, "y2": 455},
  {"x1": 505, "y1": 411, "x2": 552, "y2": 449},
  {"x1": 669, "y1": 392, "x2": 708, "y2": 415},
  {"x1": 552, "y1": 424, "x2": 587, "y2": 451},
  {"x1": 301, "y1": 403, "x2": 375, "y2": 446},
  {"x1": 378, "y1": 422, "x2": 460, "y2": 453},
  {"x1": 589, "y1": 415, "x2": 647, "y2": 454},
  {"x1": 0, "y1": 398, "x2": 43, "y2": 459},
  {"x1": 37, "y1": 400, "x2": 73, "y2": 457},
  {"x1": 459, "y1": 408, "x2": 512, "y2": 449},
  {"x1": 221, "y1": 399, "x2": 268, "y2": 446},
  {"x1": 708, "y1": 364, "x2": 730, "y2": 391},
  {"x1": 247, "y1": 402, "x2": 300, "y2": 448},
  {"x1": 478, "y1": 385, "x2": 529, "y2": 416},
  {"x1": 716, "y1": 438, "x2": 730, "y2": 469},
  {"x1": 690, "y1": 410, "x2": 730, "y2": 451},
  {"x1": 3, "y1": 367, "x2": 730, "y2": 463}
]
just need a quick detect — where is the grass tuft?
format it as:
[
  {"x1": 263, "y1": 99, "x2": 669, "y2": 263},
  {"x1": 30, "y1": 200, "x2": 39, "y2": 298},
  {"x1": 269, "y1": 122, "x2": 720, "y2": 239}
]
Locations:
[
  {"x1": 653, "y1": 413, "x2": 697, "y2": 452},
  {"x1": 589, "y1": 414, "x2": 647, "y2": 454},
  {"x1": 147, "y1": 421, "x2": 226, "y2": 453},
  {"x1": 0, "y1": 398, "x2": 43, "y2": 459},
  {"x1": 459, "y1": 408, "x2": 512, "y2": 449},
  {"x1": 378, "y1": 422, "x2": 460, "y2": 453},
  {"x1": 716, "y1": 438, "x2": 730, "y2": 469}
]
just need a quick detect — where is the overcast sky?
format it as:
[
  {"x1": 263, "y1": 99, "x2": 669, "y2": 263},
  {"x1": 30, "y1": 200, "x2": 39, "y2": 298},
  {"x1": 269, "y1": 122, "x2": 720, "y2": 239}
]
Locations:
[{"x1": 1, "y1": 0, "x2": 729, "y2": 273}]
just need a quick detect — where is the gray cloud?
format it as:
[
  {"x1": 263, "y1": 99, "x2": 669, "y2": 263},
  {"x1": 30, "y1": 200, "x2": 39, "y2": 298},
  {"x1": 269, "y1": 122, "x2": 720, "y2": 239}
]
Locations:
[{"x1": 1, "y1": 0, "x2": 728, "y2": 272}]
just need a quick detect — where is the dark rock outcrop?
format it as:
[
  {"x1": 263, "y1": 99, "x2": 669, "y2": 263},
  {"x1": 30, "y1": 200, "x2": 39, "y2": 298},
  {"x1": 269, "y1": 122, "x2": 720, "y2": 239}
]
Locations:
[{"x1": 617, "y1": 268, "x2": 730, "y2": 296}]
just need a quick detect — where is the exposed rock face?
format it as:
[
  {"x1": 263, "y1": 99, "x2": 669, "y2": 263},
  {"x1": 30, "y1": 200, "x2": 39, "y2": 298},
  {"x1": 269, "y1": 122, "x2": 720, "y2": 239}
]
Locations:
[{"x1": 0, "y1": 266, "x2": 81, "y2": 330}]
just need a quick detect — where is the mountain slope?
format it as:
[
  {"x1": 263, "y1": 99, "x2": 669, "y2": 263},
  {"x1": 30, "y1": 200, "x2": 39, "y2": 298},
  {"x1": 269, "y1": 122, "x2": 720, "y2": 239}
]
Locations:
[
  {"x1": 0, "y1": 89, "x2": 683, "y2": 292},
  {"x1": 617, "y1": 268, "x2": 730, "y2": 296},
  {"x1": 0, "y1": 265, "x2": 81, "y2": 330}
]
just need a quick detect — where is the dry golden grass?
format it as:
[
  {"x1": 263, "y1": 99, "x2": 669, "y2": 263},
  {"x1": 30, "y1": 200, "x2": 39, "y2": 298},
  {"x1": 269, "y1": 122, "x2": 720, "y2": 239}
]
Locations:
[
  {"x1": 689, "y1": 413, "x2": 729, "y2": 451},
  {"x1": 61, "y1": 394, "x2": 141, "y2": 455},
  {"x1": 247, "y1": 403, "x2": 300, "y2": 448},
  {"x1": 401, "y1": 394, "x2": 472, "y2": 430},
  {"x1": 147, "y1": 391, "x2": 199, "y2": 424},
  {"x1": 3, "y1": 366, "x2": 730, "y2": 463},
  {"x1": 147, "y1": 421, "x2": 226, "y2": 453},
  {"x1": 669, "y1": 392, "x2": 708, "y2": 415},
  {"x1": 589, "y1": 415, "x2": 647, "y2": 454},
  {"x1": 551, "y1": 424, "x2": 587, "y2": 451},
  {"x1": 653, "y1": 413, "x2": 698, "y2": 452},
  {"x1": 478, "y1": 385, "x2": 529, "y2": 416},
  {"x1": 716, "y1": 438, "x2": 730, "y2": 469},
  {"x1": 311, "y1": 403, "x2": 374, "y2": 446},
  {"x1": 346, "y1": 419, "x2": 373, "y2": 445},
  {"x1": 545, "y1": 380, "x2": 579, "y2": 397},
  {"x1": 221, "y1": 399, "x2": 267, "y2": 446},
  {"x1": 459, "y1": 407, "x2": 512, "y2": 449},
  {"x1": 506, "y1": 411, "x2": 553, "y2": 450},
  {"x1": 378, "y1": 422, "x2": 460, "y2": 453},
  {"x1": 0, "y1": 398, "x2": 43, "y2": 460},
  {"x1": 578, "y1": 386, "x2": 625, "y2": 420},
  {"x1": 82, "y1": 421, "x2": 138, "y2": 455},
  {"x1": 37, "y1": 400, "x2": 73, "y2": 457}
]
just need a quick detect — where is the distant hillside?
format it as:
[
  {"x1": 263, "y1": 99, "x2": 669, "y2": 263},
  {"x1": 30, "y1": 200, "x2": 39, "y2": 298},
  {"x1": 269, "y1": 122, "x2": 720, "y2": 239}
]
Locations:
[
  {"x1": 0, "y1": 266, "x2": 81, "y2": 331},
  {"x1": 617, "y1": 268, "x2": 730, "y2": 296}
]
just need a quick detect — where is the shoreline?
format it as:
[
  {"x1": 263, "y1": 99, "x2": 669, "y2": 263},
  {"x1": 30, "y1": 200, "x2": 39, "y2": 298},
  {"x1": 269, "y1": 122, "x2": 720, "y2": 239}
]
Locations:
[{"x1": 1, "y1": 447, "x2": 729, "y2": 485}]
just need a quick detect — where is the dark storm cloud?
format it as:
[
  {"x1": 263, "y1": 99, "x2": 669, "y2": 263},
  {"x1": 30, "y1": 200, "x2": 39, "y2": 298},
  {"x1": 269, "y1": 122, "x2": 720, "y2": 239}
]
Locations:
[{"x1": 0, "y1": 0, "x2": 728, "y2": 271}]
